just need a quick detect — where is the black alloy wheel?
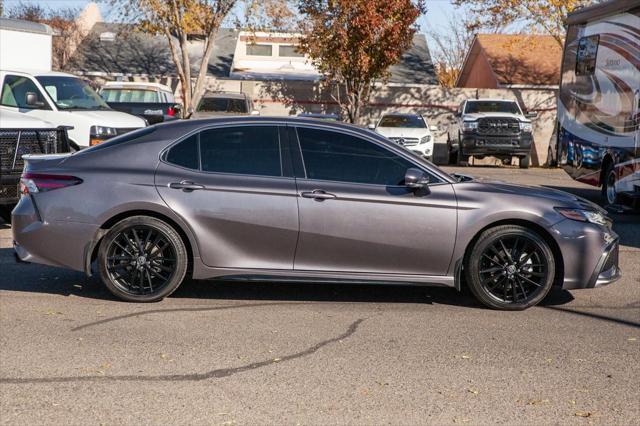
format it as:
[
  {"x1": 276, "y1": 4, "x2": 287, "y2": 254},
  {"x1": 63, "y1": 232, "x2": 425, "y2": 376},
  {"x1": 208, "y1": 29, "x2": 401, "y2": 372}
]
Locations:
[
  {"x1": 98, "y1": 216, "x2": 188, "y2": 302},
  {"x1": 466, "y1": 225, "x2": 555, "y2": 310}
]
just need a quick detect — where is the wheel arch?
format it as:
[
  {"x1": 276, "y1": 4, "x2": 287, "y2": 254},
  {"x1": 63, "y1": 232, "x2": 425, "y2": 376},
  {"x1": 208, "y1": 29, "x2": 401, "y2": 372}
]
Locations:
[
  {"x1": 459, "y1": 218, "x2": 564, "y2": 289},
  {"x1": 87, "y1": 209, "x2": 195, "y2": 278}
]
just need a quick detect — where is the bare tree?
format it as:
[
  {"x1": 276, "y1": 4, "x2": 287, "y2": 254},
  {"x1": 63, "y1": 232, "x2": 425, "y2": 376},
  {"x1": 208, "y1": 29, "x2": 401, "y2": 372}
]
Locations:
[
  {"x1": 424, "y1": 9, "x2": 477, "y2": 87},
  {"x1": 242, "y1": 0, "x2": 298, "y2": 32}
]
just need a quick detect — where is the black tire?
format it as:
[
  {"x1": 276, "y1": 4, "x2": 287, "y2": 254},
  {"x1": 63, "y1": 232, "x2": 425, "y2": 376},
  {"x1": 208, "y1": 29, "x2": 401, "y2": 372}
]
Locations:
[
  {"x1": 447, "y1": 138, "x2": 457, "y2": 165},
  {"x1": 457, "y1": 142, "x2": 469, "y2": 166},
  {"x1": 547, "y1": 146, "x2": 557, "y2": 167},
  {"x1": 465, "y1": 225, "x2": 555, "y2": 310},
  {"x1": 98, "y1": 216, "x2": 188, "y2": 302},
  {"x1": 601, "y1": 162, "x2": 618, "y2": 205},
  {"x1": 519, "y1": 154, "x2": 531, "y2": 169},
  {"x1": 0, "y1": 205, "x2": 13, "y2": 224}
]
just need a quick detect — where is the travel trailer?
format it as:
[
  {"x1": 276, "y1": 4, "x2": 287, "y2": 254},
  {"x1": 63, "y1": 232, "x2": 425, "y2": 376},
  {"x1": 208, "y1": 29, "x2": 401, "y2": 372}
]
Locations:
[{"x1": 556, "y1": 0, "x2": 639, "y2": 207}]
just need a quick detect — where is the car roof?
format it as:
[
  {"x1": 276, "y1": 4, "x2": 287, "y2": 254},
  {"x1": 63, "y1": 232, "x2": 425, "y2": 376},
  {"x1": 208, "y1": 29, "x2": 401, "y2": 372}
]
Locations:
[
  {"x1": 380, "y1": 113, "x2": 423, "y2": 117},
  {"x1": 466, "y1": 98, "x2": 517, "y2": 102}
]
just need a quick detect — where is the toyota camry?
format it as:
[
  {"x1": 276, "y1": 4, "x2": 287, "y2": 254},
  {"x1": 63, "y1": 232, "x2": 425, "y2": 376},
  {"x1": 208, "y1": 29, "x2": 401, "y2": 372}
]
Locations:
[{"x1": 12, "y1": 117, "x2": 621, "y2": 310}]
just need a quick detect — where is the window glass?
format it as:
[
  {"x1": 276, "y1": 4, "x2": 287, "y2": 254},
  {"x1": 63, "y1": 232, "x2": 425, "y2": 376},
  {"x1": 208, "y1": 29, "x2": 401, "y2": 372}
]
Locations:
[
  {"x1": 278, "y1": 45, "x2": 304, "y2": 57},
  {"x1": 465, "y1": 101, "x2": 521, "y2": 114},
  {"x1": 297, "y1": 127, "x2": 414, "y2": 185},
  {"x1": 200, "y1": 126, "x2": 281, "y2": 176},
  {"x1": 101, "y1": 89, "x2": 159, "y2": 103},
  {"x1": 36, "y1": 76, "x2": 108, "y2": 110},
  {"x1": 379, "y1": 115, "x2": 425, "y2": 128},
  {"x1": 246, "y1": 44, "x2": 272, "y2": 56},
  {"x1": 1, "y1": 75, "x2": 48, "y2": 109},
  {"x1": 576, "y1": 35, "x2": 599, "y2": 76},
  {"x1": 166, "y1": 135, "x2": 199, "y2": 169}
]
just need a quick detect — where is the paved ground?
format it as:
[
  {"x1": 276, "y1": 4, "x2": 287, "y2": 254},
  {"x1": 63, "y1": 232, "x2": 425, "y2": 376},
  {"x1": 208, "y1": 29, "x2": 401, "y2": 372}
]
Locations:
[{"x1": 0, "y1": 166, "x2": 638, "y2": 425}]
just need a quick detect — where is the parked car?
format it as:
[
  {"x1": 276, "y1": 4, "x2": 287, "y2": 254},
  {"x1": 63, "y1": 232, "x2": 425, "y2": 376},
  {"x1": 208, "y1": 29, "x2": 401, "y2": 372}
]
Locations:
[
  {"x1": 373, "y1": 113, "x2": 437, "y2": 161},
  {"x1": 298, "y1": 113, "x2": 341, "y2": 121},
  {"x1": 0, "y1": 110, "x2": 70, "y2": 222},
  {"x1": 100, "y1": 81, "x2": 181, "y2": 125},
  {"x1": 12, "y1": 117, "x2": 620, "y2": 310},
  {"x1": 0, "y1": 70, "x2": 146, "y2": 148},
  {"x1": 447, "y1": 99, "x2": 536, "y2": 168},
  {"x1": 192, "y1": 92, "x2": 259, "y2": 118}
]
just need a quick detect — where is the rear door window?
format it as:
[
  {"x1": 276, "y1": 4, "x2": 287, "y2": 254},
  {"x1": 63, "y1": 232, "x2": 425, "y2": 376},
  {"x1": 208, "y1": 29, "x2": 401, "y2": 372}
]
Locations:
[
  {"x1": 199, "y1": 126, "x2": 282, "y2": 177},
  {"x1": 166, "y1": 135, "x2": 199, "y2": 169}
]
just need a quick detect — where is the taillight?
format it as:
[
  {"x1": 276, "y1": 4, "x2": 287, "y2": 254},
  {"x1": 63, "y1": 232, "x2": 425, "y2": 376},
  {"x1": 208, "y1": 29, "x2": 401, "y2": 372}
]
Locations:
[
  {"x1": 167, "y1": 107, "x2": 176, "y2": 117},
  {"x1": 20, "y1": 173, "x2": 83, "y2": 195}
]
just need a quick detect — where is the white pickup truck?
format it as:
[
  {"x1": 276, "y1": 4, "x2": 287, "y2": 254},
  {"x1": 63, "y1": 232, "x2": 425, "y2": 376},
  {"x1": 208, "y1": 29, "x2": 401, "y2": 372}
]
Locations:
[{"x1": 0, "y1": 70, "x2": 146, "y2": 149}]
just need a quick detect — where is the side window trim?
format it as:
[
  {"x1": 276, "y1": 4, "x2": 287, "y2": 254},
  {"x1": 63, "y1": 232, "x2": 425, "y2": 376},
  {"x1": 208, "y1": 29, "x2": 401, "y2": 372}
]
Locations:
[{"x1": 290, "y1": 124, "x2": 442, "y2": 187}]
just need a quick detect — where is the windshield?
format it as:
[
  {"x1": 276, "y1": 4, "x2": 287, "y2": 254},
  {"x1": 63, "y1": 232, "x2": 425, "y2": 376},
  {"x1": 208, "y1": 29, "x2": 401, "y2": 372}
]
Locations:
[
  {"x1": 465, "y1": 101, "x2": 521, "y2": 115},
  {"x1": 378, "y1": 115, "x2": 426, "y2": 128},
  {"x1": 36, "y1": 76, "x2": 110, "y2": 110},
  {"x1": 197, "y1": 97, "x2": 248, "y2": 113},
  {"x1": 101, "y1": 88, "x2": 159, "y2": 103}
]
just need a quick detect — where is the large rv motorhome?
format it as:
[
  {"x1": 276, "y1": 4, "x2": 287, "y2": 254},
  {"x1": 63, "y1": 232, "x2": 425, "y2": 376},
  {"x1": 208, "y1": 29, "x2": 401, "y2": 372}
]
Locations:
[{"x1": 556, "y1": 0, "x2": 639, "y2": 207}]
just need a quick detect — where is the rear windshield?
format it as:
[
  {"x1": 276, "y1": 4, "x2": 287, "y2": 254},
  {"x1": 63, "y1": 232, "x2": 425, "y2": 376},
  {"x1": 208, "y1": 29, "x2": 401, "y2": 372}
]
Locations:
[
  {"x1": 197, "y1": 97, "x2": 248, "y2": 113},
  {"x1": 465, "y1": 101, "x2": 521, "y2": 114},
  {"x1": 378, "y1": 115, "x2": 425, "y2": 128},
  {"x1": 101, "y1": 88, "x2": 159, "y2": 103}
]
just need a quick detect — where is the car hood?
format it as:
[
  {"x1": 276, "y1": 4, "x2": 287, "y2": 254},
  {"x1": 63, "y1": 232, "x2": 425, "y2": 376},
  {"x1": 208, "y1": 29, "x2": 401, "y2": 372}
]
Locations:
[
  {"x1": 459, "y1": 178, "x2": 605, "y2": 212},
  {"x1": 375, "y1": 127, "x2": 430, "y2": 138},
  {"x1": 464, "y1": 112, "x2": 528, "y2": 122},
  {"x1": 67, "y1": 109, "x2": 146, "y2": 127}
]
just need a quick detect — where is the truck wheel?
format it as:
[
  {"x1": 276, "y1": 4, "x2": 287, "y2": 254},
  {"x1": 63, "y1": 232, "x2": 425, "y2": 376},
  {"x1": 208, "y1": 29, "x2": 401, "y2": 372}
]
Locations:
[
  {"x1": 547, "y1": 146, "x2": 557, "y2": 167},
  {"x1": 602, "y1": 163, "x2": 618, "y2": 205},
  {"x1": 0, "y1": 205, "x2": 12, "y2": 224},
  {"x1": 447, "y1": 138, "x2": 457, "y2": 165},
  {"x1": 457, "y1": 146, "x2": 469, "y2": 166},
  {"x1": 519, "y1": 154, "x2": 530, "y2": 169}
]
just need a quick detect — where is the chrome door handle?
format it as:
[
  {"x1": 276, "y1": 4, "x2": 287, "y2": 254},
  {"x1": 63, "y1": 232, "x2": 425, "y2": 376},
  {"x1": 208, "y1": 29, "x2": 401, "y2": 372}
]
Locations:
[
  {"x1": 168, "y1": 180, "x2": 205, "y2": 191},
  {"x1": 300, "y1": 190, "x2": 337, "y2": 200}
]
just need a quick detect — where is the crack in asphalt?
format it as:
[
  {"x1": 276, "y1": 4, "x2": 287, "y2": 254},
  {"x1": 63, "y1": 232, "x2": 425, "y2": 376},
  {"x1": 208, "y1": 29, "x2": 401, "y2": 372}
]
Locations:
[
  {"x1": 71, "y1": 302, "x2": 311, "y2": 331},
  {"x1": 0, "y1": 318, "x2": 366, "y2": 385}
]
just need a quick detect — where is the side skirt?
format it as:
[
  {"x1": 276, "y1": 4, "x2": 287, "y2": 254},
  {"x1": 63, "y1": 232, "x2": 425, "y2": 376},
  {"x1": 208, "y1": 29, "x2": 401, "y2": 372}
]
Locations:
[{"x1": 192, "y1": 263, "x2": 456, "y2": 288}]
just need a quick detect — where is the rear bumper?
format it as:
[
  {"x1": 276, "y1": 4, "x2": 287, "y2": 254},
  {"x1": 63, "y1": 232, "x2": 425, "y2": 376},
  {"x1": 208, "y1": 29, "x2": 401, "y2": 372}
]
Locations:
[{"x1": 12, "y1": 195, "x2": 98, "y2": 272}]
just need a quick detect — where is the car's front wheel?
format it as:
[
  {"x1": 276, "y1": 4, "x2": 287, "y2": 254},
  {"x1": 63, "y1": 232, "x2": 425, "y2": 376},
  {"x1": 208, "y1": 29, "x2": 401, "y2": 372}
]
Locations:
[
  {"x1": 98, "y1": 216, "x2": 188, "y2": 302},
  {"x1": 465, "y1": 225, "x2": 555, "y2": 310}
]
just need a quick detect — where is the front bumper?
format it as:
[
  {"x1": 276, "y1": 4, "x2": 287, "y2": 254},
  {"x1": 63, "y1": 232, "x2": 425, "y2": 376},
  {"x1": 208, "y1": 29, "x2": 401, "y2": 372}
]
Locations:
[
  {"x1": 551, "y1": 219, "x2": 621, "y2": 290},
  {"x1": 460, "y1": 132, "x2": 532, "y2": 156}
]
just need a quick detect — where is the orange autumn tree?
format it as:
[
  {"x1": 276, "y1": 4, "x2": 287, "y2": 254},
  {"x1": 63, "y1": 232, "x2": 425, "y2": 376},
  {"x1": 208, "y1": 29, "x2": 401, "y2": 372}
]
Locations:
[
  {"x1": 298, "y1": 0, "x2": 425, "y2": 124},
  {"x1": 453, "y1": 0, "x2": 595, "y2": 46}
]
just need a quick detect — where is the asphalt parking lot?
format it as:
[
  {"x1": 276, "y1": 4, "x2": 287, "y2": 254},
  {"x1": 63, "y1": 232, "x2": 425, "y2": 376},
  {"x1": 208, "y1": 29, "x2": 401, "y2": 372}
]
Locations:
[{"x1": 0, "y1": 166, "x2": 638, "y2": 425}]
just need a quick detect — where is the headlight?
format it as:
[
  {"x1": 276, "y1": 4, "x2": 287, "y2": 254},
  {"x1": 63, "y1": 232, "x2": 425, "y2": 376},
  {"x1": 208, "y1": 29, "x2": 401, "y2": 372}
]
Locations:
[
  {"x1": 462, "y1": 121, "x2": 478, "y2": 132},
  {"x1": 519, "y1": 122, "x2": 533, "y2": 132},
  {"x1": 555, "y1": 207, "x2": 610, "y2": 226},
  {"x1": 90, "y1": 125, "x2": 117, "y2": 146},
  {"x1": 420, "y1": 135, "x2": 431, "y2": 144}
]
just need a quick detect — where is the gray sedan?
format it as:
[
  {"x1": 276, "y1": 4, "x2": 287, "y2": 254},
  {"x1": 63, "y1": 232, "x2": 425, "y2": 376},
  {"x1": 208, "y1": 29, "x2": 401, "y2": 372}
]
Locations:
[{"x1": 12, "y1": 117, "x2": 621, "y2": 310}]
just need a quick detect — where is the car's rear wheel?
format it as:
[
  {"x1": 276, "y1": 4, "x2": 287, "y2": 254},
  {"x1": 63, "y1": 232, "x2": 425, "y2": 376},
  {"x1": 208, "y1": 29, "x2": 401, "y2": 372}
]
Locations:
[
  {"x1": 602, "y1": 163, "x2": 618, "y2": 205},
  {"x1": 98, "y1": 216, "x2": 188, "y2": 302},
  {"x1": 465, "y1": 225, "x2": 555, "y2": 310},
  {"x1": 519, "y1": 154, "x2": 530, "y2": 169}
]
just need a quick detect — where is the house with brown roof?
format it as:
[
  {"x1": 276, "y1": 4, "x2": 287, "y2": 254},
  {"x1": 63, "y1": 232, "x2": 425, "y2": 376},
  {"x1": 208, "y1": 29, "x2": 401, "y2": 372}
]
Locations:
[{"x1": 456, "y1": 34, "x2": 563, "y2": 89}]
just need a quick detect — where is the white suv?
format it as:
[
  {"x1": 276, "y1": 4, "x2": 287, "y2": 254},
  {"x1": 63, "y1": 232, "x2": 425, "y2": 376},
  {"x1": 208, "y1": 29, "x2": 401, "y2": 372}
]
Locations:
[{"x1": 373, "y1": 114, "x2": 437, "y2": 161}]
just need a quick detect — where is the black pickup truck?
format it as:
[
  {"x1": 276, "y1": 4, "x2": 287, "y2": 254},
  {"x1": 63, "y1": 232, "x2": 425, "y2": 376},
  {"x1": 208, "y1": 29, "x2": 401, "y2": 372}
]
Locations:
[
  {"x1": 0, "y1": 123, "x2": 71, "y2": 222},
  {"x1": 99, "y1": 82, "x2": 181, "y2": 124}
]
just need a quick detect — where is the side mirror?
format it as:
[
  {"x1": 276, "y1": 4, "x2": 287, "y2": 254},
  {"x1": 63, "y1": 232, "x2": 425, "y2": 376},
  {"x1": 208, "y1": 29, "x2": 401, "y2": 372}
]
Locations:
[
  {"x1": 25, "y1": 92, "x2": 44, "y2": 108},
  {"x1": 429, "y1": 125, "x2": 438, "y2": 132},
  {"x1": 404, "y1": 168, "x2": 430, "y2": 189},
  {"x1": 525, "y1": 111, "x2": 538, "y2": 119}
]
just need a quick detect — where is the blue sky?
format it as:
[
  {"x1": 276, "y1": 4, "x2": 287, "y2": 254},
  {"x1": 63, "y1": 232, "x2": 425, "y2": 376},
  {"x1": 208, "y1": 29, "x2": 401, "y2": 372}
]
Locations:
[{"x1": 2, "y1": 0, "x2": 460, "y2": 34}]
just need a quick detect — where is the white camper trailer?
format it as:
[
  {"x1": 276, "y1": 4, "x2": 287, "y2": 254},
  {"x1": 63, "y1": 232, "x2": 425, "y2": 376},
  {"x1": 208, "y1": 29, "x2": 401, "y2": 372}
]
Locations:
[{"x1": 555, "y1": 0, "x2": 639, "y2": 207}]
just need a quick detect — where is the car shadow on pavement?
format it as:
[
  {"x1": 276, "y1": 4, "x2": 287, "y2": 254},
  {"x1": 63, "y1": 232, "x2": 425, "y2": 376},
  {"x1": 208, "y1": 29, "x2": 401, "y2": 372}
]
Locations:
[{"x1": 0, "y1": 248, "x2": 576, "y2": 308}]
